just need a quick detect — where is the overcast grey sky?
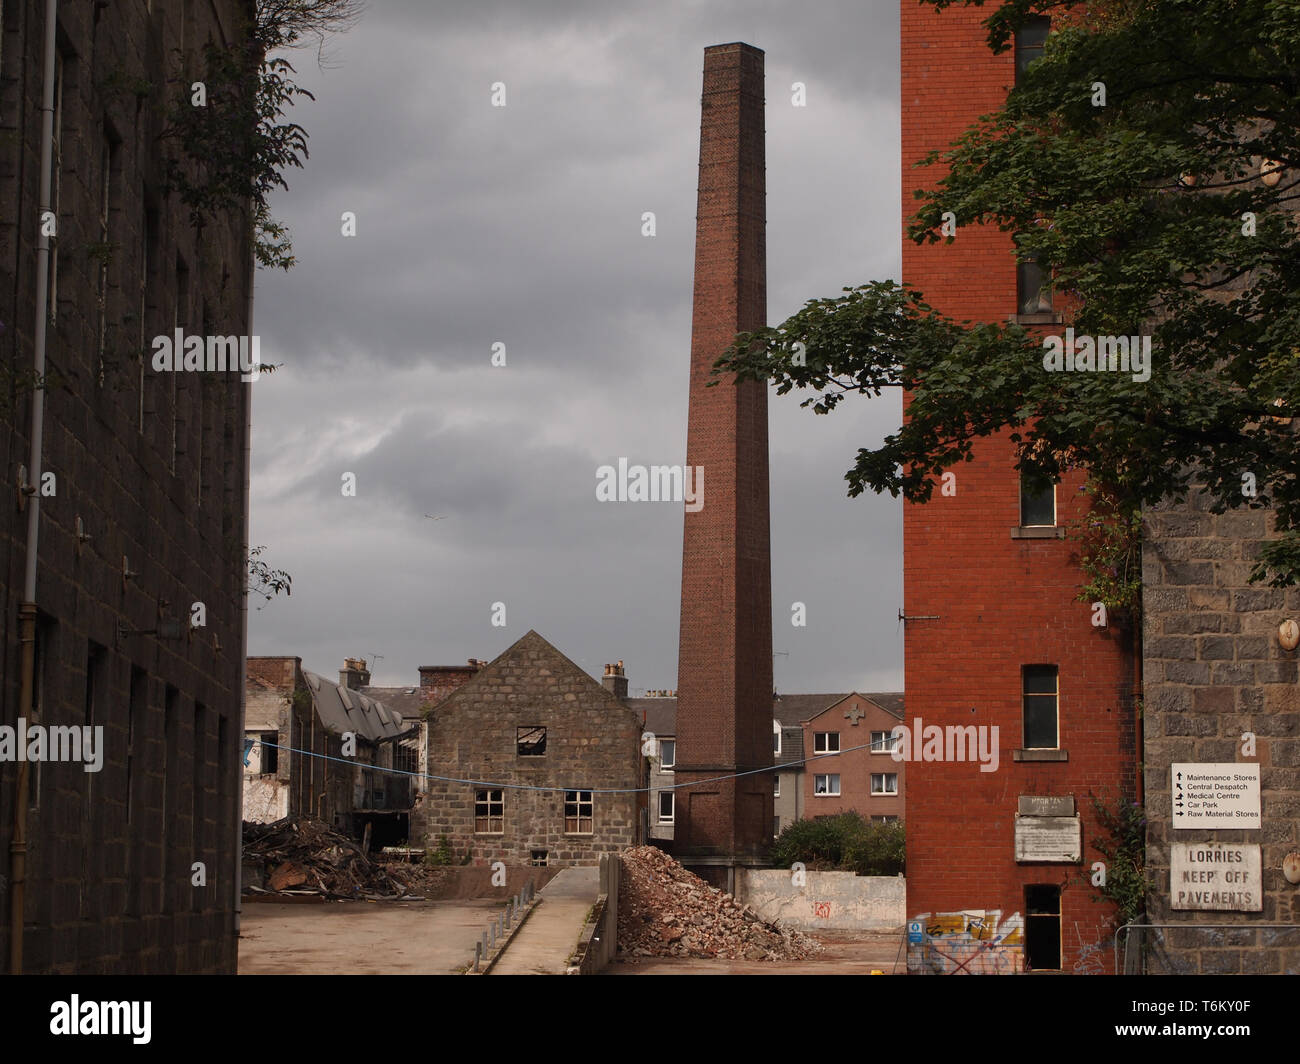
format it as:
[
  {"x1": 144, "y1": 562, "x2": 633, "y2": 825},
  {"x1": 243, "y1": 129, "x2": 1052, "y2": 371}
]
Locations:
[{"x1": 248, "y1": 0, "x2": 904, "y2": 696}]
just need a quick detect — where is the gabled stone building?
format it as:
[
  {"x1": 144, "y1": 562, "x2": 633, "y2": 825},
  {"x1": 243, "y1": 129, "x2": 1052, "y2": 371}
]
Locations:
[{"x1": 421, "y1": 630, "x2": 643, "y2": 867}]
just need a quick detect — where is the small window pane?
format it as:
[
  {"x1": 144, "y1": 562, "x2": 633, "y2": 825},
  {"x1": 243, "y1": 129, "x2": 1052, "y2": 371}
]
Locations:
[
  {"x1": 1015, "y1": 17, "x2": 1050, "y2": 82},
  {"x1": 1020, "y1": 475, "x2": 1056, "y2": 526}
]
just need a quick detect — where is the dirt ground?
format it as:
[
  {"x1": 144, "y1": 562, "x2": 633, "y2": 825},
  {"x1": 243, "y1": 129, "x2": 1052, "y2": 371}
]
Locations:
[
  {"x1": 605, "y1": 930, "x2": 907, "y2": 975},
  {"x1": 238, "y1": 898, "x2": 503, "y2": 974}
]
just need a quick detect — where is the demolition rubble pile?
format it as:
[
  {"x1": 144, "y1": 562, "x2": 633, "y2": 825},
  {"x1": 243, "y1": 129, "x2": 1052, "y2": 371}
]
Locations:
[
  {"x1": 617, "y1": 846, "x2": 822, "y2": 962},
  {"x1": 242, "y1": 818, "x2": 429, "y2": 900}
]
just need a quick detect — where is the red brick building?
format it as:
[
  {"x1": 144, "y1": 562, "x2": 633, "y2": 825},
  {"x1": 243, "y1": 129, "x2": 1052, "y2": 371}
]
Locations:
[
  {"x1": 802, "y1": 694, "x2": 905, "y2": 822},
  {"x1": 900, "y1": 3, "x2": 1138, "y2": 973}
]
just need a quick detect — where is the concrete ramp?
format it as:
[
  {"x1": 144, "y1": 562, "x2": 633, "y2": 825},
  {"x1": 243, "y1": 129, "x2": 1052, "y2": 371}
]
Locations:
[{"x1": 489, "y1": 867, "x2": 599, "y2": 975}]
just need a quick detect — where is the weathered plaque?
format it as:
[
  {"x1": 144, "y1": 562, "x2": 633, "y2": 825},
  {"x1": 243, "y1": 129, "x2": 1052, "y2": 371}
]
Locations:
[
  {"x1": 1171, "y1": 842, "x2": 1262, "y2": 911},
  {"x1": 1018, "y1": 795, "x2": 1075, "y2": 817},
  {"x1": 1172, "y1": 763, "x2": 1260, "y2": 830},
  {"x1": 1014, "y1": 815, "x2": 1081, "y2": 862}
]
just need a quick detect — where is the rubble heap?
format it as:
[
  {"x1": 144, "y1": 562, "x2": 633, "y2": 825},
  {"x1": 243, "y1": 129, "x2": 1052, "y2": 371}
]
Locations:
[
  {"x1": 243, "y1": 818, "x2": 428, "y2": 900},
  {"x1": 617, "y1": 846, "x2": 823, "y2": 961}
]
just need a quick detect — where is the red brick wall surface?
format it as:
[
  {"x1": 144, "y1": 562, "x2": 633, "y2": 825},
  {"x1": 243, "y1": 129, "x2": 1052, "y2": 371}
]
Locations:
[
  {"x1": 675, "y1": 43, "x2": 774, "y2": 860},
  {"x1": 901, "y1": 2, "x2": 1136, "y2": 973},
  {"x1": 802, "y1": 696, "x2": 906, "y2": 818}
]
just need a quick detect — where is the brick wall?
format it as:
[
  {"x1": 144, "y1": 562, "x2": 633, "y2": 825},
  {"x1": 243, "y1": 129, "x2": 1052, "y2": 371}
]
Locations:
[
  {"x1": 674, "y1": 42, "x2": 774, "y2": 864},
  {"x1": 1142, "y1": 491, "x2": 1300, "y2": 973},
  {"x1": 901, "y1": 1, "x2": 1136, "y2": 972},
  {"x1": 802, "y1": 696, "x2": 905, "y2": 819},
  {"x1": 0, "y1": 0, "x2": 253, "y2": 974},
  {"x1": 422, "y1": 631, "x2": 642, "y2": 866}
]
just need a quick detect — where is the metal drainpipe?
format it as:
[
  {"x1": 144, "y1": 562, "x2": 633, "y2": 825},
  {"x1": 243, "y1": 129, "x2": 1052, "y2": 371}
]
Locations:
[
  {"x1": 235, "y1": 237, "x2": 254, "y2": 950},
  {"x1": 10, "y1": 0, "x2": 60, "y2": 977}
]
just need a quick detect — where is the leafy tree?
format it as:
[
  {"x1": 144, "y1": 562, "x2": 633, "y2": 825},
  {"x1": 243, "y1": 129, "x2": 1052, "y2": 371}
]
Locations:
[
  {"x1": 769, "y1": 812, "x2": 905, "y2": 876},
  {"x1": 716, "y1": 0, "x2": 1300, "y2": 585},
  {"x1": 161, "y1": 0, "x2": 364, "y2": 269}
]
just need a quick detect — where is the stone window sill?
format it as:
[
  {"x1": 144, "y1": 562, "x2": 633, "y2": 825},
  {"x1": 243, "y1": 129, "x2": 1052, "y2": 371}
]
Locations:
[
  {"x1": 1013, "y1": 749, "x2": 1069, "y2": 762},
  {"x1": 1009, "y1": 312, "x2": 1063, "y2": 326},
  {"x1": 1011, "y1": 526, "x2": 1065, "y2": 539}
]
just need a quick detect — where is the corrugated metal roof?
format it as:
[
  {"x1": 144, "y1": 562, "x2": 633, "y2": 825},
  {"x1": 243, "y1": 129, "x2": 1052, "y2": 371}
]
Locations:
[{"x1": 301, "y1": 670, "x2": 410, "y2": 743}]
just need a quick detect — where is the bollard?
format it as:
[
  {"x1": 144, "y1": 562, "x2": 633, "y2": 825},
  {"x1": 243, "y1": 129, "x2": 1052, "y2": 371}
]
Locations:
[
  {"x1": 474, "y1": 941, "x2": 481, "y2": 972},
  {"x1": 489, "y1": 923, "x2": 496, "y2": 950}
]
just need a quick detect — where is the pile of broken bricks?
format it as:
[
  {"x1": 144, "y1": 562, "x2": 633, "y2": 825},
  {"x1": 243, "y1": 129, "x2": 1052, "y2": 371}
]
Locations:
[{"x1": 617, "y1": 845, "x2": 822, "y2": 962}]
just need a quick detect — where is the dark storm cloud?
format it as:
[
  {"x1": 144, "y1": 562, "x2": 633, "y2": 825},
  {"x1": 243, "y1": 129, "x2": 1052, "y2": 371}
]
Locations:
[{"x1": 250, "y1": 0, "x2": 904, "y2": 694}]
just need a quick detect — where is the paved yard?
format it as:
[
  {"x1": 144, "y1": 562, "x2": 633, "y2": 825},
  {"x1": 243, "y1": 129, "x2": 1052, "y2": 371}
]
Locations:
[{"x1": 238, "y1": 899, "x2": 503, "y2": 975}]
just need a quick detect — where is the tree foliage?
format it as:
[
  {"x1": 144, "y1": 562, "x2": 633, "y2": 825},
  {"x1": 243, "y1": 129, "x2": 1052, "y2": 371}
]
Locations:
[
  {"x1": 715, "y1": 0, "x2": 1300, "y2": 585},
  {"x1": 769, "y1": 812, "x2": 905, "y2": 876},
  {"x1": 161, "y1": 0, "x2": 364, "y2": 269}
]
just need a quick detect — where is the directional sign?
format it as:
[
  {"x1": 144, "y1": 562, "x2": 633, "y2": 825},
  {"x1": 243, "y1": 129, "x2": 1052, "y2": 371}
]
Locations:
[{"x1": 1172, "y1": 763, "x2": 1260, "y2": 830}]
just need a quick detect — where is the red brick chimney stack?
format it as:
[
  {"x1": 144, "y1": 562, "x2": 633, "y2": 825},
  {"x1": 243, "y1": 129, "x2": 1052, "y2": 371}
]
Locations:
[{"x1": 674, "y1": 42, "x2": 773, "y2": 874}]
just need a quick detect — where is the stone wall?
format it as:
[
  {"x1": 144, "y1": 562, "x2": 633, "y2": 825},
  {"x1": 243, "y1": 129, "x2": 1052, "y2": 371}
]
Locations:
[
  {"x1": 423, "y1": 631, "x2": 643, "y2": 866},
  {"x1": 1142, "y1": 489, "x2": 1300, "y2": 974},
  {"x1": 0, "y1": 0, "x2": 253, "y2": 973},
  {"x1": 737, "y1": 869, "x2": 905, "y2": 931}
]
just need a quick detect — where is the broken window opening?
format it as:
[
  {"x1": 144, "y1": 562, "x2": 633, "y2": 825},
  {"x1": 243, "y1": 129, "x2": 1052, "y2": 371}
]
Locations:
[{"x1": 517, "y1": 725, "x2": 547, "y2": 756}]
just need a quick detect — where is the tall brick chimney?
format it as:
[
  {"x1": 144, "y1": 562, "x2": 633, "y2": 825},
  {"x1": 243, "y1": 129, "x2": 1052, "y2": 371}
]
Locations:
[
  {"x1": 674, "y1": 43, "x2": 773, "y2": 878},
  {"x1": 602, "y1": 661, "x2": 628, "y2": 700}
]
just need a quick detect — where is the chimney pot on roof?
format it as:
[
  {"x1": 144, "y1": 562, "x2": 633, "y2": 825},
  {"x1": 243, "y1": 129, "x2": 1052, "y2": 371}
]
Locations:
[
  {"x1": 602, "y1": 660, "x2": 629, "y2": 701},
  {"x1": 340, "y1": 658, "x2": 370, "y2": 689}
]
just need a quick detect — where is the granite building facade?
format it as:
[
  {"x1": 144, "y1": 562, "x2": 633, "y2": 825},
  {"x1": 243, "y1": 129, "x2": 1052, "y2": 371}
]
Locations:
[{"x1": 0, "y1": 0, "x2": 255, "y2": 973}]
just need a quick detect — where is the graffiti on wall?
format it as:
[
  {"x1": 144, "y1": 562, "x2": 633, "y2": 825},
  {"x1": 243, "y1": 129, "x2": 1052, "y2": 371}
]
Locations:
[{"x1": 907, "y1": 909, "x2": 1024, "y2": 975}]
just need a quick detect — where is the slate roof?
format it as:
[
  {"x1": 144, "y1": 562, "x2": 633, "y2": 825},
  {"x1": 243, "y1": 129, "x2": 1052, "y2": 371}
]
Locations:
[
  {"x1": 625, "y1": 698, "x2": 677, "y2": 738},
  {"x1": 621, "y1": 691, "x2": 903, "y2": 736},
  {"x1": 776, "y1": 725, "x2": 804, "y2": 769},
  {"x1": 301, "y1": 670, "x2": 410, "y2": 743},
  {"x1": 359, "y1": 685, "x2": 429, "y2": 722}
]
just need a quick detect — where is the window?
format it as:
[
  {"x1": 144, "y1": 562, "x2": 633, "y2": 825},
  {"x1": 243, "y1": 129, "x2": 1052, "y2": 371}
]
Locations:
[
  {"x1": 871, "y1": 773, "x2": 898, "y2": 795},
  {"x1": 773, "y1": 774, "x2": 780, "y2": 798},
  {"x1": 813, "y1": 774, "x2": 840, "y2": 796},
  {"x1": 773, "y1": 721, "x2": 781, "y2": 756},
  {"x1": 1020, "y1": 473, "x2": 1056, "y2": 527},
  {"x1": 658, "y1": 790, "x2": 674, "y2": 824},
  {"x1": 517, "y1": 725, "x2": 546, "y2": 756},
  {"x1": 1014, "y1": 16, "x2": 1050, "y2": 83},
  {"x1": 870, "y1": 730, "x2": 897, "y2": 753},
  {"x1": 872, "y1": 815, "x2": 900, "y2": 824},
  {"x1": 530, "y1": 849, "x2": 548, "y2": 867},
  {"x1": 253, "y1": 731, "x2": 278, "y2": 775},
  {"x1": 659, "y1": 738, "x2": 675, "y2": 770},
  {"x1": 564, "y1": 789, "x2": 593, "y2": 834},
  {"x1": 773, "y1": 816, "x2": 781, "y2": 837},
  {"x1": 474, "y1": 788, "x2": 504, "y2": 833},
  {"x1": 813, "y1": 732, "x2": 840, "y2": 755},
  {"x1": 1025, "y1": 885, "x2": 1061, "y2": 970},
  {"x1": 1016, "y1": 248, "x2": 1052, "y2": 316},
  {"x1": 1023, "y1": 665, "x2": 1059, "y2": 748}
]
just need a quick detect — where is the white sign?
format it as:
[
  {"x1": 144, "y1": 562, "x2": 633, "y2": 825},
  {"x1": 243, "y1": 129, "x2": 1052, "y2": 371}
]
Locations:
[
  {"x1": 1171, "y1": 763, "x2": 1260, "y2": 829},
  {"x1": 1014, "y1": 815, "x2": 1081, "y2": 863},
  {"x1": 1171, "y1": 843, "x2": 1262, "y2": 911}
]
